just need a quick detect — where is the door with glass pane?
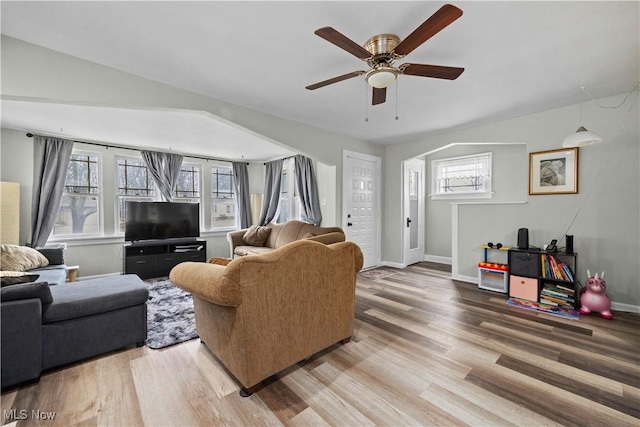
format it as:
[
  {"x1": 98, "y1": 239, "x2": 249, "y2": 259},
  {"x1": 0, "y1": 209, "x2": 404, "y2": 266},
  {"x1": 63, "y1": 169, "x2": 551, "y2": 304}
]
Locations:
[{"x1": 403, "y1": 158, "x2": 424, "y2": 266}]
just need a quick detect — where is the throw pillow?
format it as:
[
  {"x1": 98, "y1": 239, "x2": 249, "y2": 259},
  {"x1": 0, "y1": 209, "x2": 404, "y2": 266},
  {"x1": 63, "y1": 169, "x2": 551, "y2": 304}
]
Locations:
[
  {"x1": 242, "y1": 225, "x2": 271, "y2": 247},
  {"x1": 0, "y1": 245, "x2": 49, "y2": 272},
  {"x1": 0, "y1": 271, "x2": 40, "y2": 287}
]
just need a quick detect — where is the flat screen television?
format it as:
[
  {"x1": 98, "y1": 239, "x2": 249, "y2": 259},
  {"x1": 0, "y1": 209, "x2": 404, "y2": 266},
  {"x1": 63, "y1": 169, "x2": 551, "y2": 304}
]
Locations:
[{"x1": 125, "y1": 201, "x2": 200, "y2": 243}]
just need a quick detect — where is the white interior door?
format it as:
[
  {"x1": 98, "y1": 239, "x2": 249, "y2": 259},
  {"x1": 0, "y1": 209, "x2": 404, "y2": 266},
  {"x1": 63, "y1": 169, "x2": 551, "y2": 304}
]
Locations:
[
  {"x1": 343, "y1": 151, "x2": 381, "y2": 269},
  {"x1": 403, "y1": 158, "x2": 424, "y2": 266}
]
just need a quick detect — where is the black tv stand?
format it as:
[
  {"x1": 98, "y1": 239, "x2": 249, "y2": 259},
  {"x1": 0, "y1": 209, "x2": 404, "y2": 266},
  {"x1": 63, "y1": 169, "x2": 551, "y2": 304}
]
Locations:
[{"x1": 124, "y1": 239, "x2": 207, "y2": 279}]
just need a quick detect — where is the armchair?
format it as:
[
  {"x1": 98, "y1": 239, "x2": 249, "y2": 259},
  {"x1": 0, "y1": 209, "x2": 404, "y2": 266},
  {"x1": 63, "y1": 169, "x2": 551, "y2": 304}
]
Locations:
[{"x1": 169, "y1": 239, "x2": 363, "y2": 395}]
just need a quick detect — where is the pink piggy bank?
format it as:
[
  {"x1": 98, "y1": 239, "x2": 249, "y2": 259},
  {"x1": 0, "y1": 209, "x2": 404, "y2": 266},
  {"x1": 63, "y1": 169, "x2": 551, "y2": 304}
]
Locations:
[{"x1": 579, "y1": 270, "x2": 613, "y2": 320}]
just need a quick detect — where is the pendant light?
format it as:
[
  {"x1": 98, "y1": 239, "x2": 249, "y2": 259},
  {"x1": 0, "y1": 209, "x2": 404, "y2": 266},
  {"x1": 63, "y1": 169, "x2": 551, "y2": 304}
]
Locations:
[{"x1": 562, "y1": 87, "x2": 602, "y2": 148}]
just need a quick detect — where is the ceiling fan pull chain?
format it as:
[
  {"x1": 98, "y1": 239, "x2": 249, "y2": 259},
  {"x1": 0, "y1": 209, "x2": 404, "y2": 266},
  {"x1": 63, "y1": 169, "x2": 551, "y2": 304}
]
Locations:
[
  {"x1": 395, "y1": 79, "x2": 399, "y2": 120},
  {"x1": 365, "y1": 81, "x2": 370, "y2": 122}
]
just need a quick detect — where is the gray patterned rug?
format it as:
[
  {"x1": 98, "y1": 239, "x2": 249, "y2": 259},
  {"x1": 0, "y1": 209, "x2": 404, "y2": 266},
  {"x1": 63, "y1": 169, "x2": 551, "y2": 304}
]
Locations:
[
  {"x1": 358, "y1": 268, "x2": 398, "y2": 281},
  {"x1": 145, "y1": 278, "x2": 198, "y2": 349}
]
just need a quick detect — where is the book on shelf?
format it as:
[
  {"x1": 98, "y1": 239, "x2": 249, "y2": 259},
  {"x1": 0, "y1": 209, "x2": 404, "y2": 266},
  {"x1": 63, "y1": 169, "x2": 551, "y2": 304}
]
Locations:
[
  {"x1": 540, "y1": 253, "x2": 574, "y2": 281},
  {"x1": 541, "y1": 282, "x2": 575, "y2": 308},
  {"x1": 539, "y1": 296, "x2": 574, "y2": 308}
]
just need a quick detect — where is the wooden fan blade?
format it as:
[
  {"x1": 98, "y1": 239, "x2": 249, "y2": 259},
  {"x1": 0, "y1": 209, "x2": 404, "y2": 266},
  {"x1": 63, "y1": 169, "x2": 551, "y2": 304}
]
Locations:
[
  {"x1": 372, "y1": 87, "x2": 386, "y2": 105},
  {"x1": 314, "y1": 27, "x2": 372, "y2": 59},
  {"x1": 394, "y1": 4, "x2": 463, "y2": 56},
  {"x1": 400, "y1": 63, "x2": 464, "y2": 80},
  {"x1": 306, "y1": 71, "x2": 365, "y2": 90}
]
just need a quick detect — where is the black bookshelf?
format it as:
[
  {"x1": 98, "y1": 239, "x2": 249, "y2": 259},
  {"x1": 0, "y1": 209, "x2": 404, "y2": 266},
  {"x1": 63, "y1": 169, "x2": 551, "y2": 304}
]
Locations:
[{"x1": 508, "y1": 248, "x2": 578, "y2": 309}]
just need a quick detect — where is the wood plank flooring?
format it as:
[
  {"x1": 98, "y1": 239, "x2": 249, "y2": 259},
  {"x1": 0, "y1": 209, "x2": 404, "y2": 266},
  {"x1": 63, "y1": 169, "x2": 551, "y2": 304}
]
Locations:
[{"x1": 2, "y1": 262, "x2": 639, "y2": 426}]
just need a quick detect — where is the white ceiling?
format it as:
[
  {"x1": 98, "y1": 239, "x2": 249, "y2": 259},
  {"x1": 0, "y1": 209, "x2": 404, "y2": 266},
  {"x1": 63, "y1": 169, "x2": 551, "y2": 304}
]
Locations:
[{"x1": 1, "y1": 1, "x2": 638, "y2": 160}]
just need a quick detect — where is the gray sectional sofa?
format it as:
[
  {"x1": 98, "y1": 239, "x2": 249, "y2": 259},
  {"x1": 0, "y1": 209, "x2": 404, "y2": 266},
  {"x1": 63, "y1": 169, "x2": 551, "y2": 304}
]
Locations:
[{"x1": 1, "y1": 246, "x2": 149, "y2": 391}]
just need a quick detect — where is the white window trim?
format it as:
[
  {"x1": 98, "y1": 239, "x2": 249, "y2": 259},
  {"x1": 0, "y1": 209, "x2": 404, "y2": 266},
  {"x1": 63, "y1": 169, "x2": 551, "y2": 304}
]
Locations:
[
  {"x1": 210, "y1": 164, "x2": 238, "y2": 231},
  {"x1": 50, "y1": 150, "x2": 104, "y2": 240},
  {"x1": 114, "y1": 154, "x2": 156, "y2": 235},
  {"x1": 275, "y1": 158, "x2": 304, "y2": 223},
  {"x1": 431, "y1": 152, "x2": 493, "y2": 200}
]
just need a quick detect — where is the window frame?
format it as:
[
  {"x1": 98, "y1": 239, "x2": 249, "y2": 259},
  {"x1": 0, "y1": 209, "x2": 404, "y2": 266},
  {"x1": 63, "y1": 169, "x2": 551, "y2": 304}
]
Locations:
[
  {"x1": 50, "y1": 150, "x2": 103, "y2": 239},
  {"x1": 115, "y1": 155, "x2": 156, "y2": 235},
  {"x1": 431, "y1": 152, "x2": 493, "y2": 200},
  {"x1": 276, "y1": 158, "x2": 305, "y2": 223},
  {"x1": 210, "y1": 165, "x2": 237, "y2": 231}
]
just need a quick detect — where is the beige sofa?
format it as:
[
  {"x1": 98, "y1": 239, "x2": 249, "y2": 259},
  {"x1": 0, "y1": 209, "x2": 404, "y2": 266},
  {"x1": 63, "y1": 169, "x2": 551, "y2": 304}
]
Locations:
[
  {"x1": 169, "y1": 239, "x2": 363, "y2": 395},
  {"x1": 227, "y1": 220, "x2": 345, "y2": 258}
]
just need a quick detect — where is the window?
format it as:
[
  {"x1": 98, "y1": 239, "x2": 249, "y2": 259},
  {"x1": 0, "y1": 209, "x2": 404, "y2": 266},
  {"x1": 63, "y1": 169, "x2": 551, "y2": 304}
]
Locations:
[
  {"x1": 116, "y1": 157, "x2": 155, "y2": 233},
  {"x1": 276, "y1": 158, "x2": 305, "y2": 223},
  {"x1": 211, "y1": 167, "x2": 236, "y2": 229},
  {"x1": 175, "y1": 164, "x2": 201, "y2": 202},
  {"x1": 431, "y1": 152, "x2": 492, "y2": 199},
  {"x1": 53, "y1": 152, "x2": 101, "y2": 237}
]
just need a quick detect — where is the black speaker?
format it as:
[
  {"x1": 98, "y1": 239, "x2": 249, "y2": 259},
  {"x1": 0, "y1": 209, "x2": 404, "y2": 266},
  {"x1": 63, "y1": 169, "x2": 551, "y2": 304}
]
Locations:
[
  {"x1": 566, "y1": 235, "x2": 574, "y2": 254},
  {"x1": 517, "y1": 228, "x2": 529, "y2": 249}
]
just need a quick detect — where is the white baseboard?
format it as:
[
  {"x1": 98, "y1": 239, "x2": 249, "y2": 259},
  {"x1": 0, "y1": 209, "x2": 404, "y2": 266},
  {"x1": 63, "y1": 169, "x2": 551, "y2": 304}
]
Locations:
[
  {"x1": 423, "y1": 254, "x2": 452, "y2": 265},
  {"x1": 611, "y1": 301, "x2": 640, "y2": 313},
  {"x1": 453, "y1": 274, "x2": 477, "y2": 284},
  {"x1": 379, "y1": 261, "x2": 406, "y2": 269},
  {"x1": 75, "y1": 272, "x2": 123, "y2": 281}
]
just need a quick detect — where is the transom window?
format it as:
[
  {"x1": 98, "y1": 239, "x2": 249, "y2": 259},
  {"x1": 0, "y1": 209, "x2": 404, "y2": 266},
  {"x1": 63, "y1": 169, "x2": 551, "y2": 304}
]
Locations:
[
  {"x1": 431, "y1": 152, "x2": 492, "y2": 199},
  {"x1": 53, "y1": 152, "x2": 101, "y2": 237}
]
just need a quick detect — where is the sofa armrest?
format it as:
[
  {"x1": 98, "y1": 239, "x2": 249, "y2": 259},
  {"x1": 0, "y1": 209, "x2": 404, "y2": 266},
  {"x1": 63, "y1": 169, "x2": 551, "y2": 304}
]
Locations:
[
  {"x1": 1, "y1": 281, "x2": 53, "y2": 306},
  {"x1": 227, "y1": 229, "x2": 248, "y2": 256},
  {"x1": 305, "y1": 231, "x2": 346, "y2": 245},
  {"x1": 1, "y1": 299, "x2": 42, "y2": 390},
  {"x1": 37, "y1": 248, "x2": 65, "y2": 265},
  {"x1": 169, "y1": 262, "x2": 242, "y2": 307}
]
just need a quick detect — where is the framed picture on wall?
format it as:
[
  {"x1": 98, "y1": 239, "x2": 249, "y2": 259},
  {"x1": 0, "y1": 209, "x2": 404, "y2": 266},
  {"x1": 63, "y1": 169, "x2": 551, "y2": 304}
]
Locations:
[{"x1": 529, "y1": 147, "x2": 579, "y2": 195}]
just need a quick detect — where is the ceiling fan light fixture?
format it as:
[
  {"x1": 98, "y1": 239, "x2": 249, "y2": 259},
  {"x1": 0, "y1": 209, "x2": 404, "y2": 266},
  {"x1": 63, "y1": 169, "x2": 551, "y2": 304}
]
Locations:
[
  {"x1": 562, "y1": 126, "x2": 603, "y2": 148},
  {"x1": 365, "y1": 66, "x2": 398, "y2": 89}
]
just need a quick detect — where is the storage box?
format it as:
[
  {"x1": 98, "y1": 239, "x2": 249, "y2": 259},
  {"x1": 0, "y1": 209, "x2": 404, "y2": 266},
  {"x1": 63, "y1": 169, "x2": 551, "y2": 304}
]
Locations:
[
  {"x1": 509, "y1": 250, "x2": 540, "y2": 277},
  {"x1": 509, "y1": 275, "x2": 538, "y2": 301},
  {"x1": 478, "y1": 268, "x2": 508, "y2": 293}
]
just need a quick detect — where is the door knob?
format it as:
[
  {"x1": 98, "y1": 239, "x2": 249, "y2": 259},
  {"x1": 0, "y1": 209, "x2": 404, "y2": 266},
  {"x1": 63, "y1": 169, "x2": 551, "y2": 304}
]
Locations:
[
  {"x1": 347, "y1": 222, "x2": 353, "y2": 227},
  {"x1": 406, "y1": 217, "x2": 412, "y2": 228}
]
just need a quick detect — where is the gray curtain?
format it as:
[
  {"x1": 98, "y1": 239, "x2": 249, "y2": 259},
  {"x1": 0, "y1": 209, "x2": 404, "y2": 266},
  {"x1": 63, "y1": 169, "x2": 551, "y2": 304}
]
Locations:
[
  {"x1": 258, "y1": 159, "x2": 283, "y2": 225},
  {"x1": 141, "y1": 150, "x2": 184, "y2": 201},
  {"x1": 294, "y1": 155, "x2": 323, "y2": 226},
  {"x1": 31, "y1": 135, "x2": 74, "y2": 247},
  {"x1": 232, "y1": 162, "x2": 252, "y2": 228}
]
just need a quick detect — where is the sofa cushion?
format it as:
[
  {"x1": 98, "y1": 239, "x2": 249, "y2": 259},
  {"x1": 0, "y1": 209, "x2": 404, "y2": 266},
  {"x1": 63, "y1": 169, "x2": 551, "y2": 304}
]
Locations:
[
  {"x1": 305, "y1": 232, "x2": 346, "y2": 245},
  {"x1": 0, "y1": 281, "x2": 53, "y2": 306},
  {"x1": 242, "y1": 225, "x2": 271, "y2": 247},
  {"x1": 37, "y1": 248, "x2": 65, "y2": 265},
  {"x1": 1, "y1": 271, "x2": 40, "y2": 287},
  {"x1": 234, "y1": 246, "x2": 275, "y2": 257},
  {"x1": 29, "y1": 265, "x2": 68, "y2": 287},
  {"x1": 1, "y1": 245, "x2": 49, "y2": 272},
  {"x1": 43, "y1": 275, "x2": 148, "y2": 324}
]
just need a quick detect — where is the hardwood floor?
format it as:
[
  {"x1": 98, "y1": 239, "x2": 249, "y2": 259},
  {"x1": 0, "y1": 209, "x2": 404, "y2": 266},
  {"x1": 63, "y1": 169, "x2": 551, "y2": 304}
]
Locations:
[{"x1": 2, "y1": 262, "x2": 639, "y2": 426}]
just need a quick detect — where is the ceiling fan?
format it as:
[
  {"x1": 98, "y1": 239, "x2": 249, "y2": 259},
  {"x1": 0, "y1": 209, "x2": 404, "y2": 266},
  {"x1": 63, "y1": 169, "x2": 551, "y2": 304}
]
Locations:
[{"x1": 306, "y1": 3, "x2": 464, "y2": 105}]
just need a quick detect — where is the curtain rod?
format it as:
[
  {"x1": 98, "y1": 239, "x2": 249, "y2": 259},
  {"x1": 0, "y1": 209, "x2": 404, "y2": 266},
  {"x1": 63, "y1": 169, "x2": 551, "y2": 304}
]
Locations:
[
  {"x1": 264, "y1": 154, "x2": 296, "y2": 165},
  {"x1": 25, "y1": 132, "x2": 249, "y2": 165}
]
